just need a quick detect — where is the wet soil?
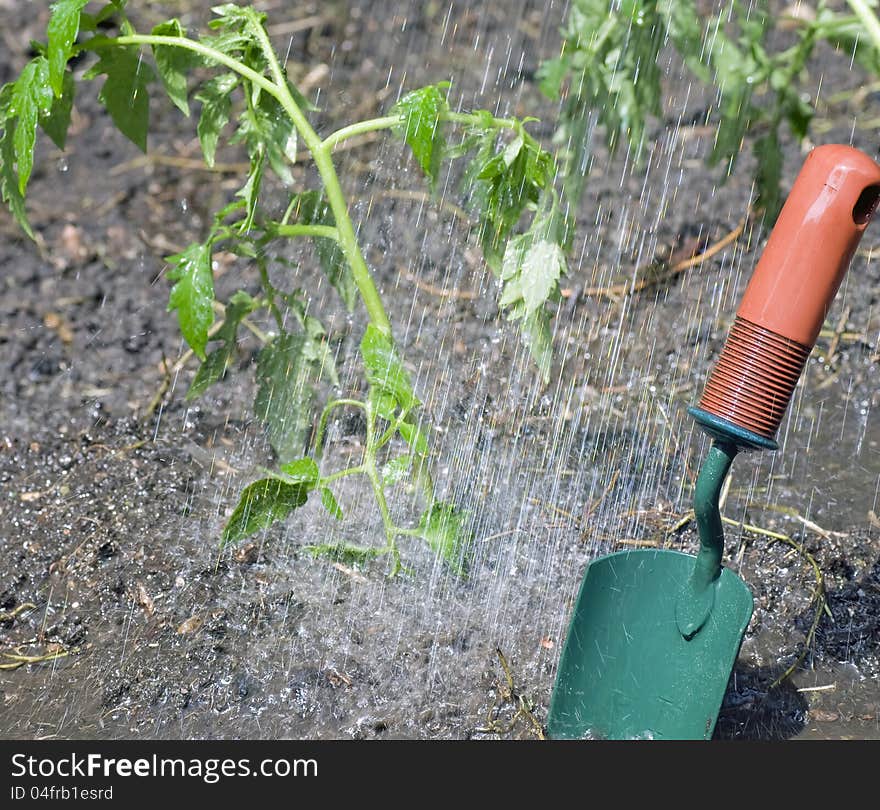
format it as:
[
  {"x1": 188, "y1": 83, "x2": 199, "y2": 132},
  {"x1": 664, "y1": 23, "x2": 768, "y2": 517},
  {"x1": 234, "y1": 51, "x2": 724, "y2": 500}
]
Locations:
[{"x1": 1, "y1": 1, "x2": 879, "y2": 740}]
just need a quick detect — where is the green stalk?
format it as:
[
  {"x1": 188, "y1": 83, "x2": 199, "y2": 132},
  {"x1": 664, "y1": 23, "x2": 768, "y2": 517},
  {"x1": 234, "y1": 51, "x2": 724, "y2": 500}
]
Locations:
[
  {"x1": 847, "y1": 0, "x2": 880, "y2": 52},
  {"x1": 273, "y1": 223, "x2": 339, "y2": 240},
  {"x1": 322, "y1": 116, "x2": 401, "y2": 151},
  {"x1": 321, "y1": 110, "x2": 522, "y2": 153},
  {"x1": 364, "y1": 398, "x2": 402, "y2": 574}
]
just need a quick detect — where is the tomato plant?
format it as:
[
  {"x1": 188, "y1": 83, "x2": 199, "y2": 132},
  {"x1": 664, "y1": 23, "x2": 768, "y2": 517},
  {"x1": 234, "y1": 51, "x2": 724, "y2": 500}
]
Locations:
[
  {"x1": 542, "y1": 0, "x2": 880, "y2": 222},
  {"x1": 0, "y1": 2, "x2": 571, "y2": 575}
]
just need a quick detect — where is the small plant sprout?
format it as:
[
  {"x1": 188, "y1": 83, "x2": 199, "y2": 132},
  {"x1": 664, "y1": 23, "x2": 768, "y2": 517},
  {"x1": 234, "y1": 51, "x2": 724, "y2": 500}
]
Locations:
[{"x1": 1, "y1": 2, "x2": 571, "y2": 575}]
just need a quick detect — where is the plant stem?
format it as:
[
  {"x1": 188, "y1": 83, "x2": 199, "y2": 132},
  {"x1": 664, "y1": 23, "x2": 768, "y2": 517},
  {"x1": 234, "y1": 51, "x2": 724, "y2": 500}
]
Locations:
[
  {"x1": 246, "y1": 14, "x2": 392, "y2": 336},
  {"x1": 321, "y1": 110, "x2": 522, "y2": 153},
  {"x1": 847, "y1": 0, "x2": 880, "y2": 52},
  {"x1": 364, "y1": 400, "x2": 401, "y2": 573},
  {"x1": 273, "y1": 223, "x2": 340, "y2": 240},
  {"x1": 320, "y1": 465, "x2": 367, "y2": 485},
  {"x1": 112, "y1": 30, "x2": 391, "y2": 335},
  {"x1": 322, "y1": 116, "x2": 401, "y2": 151},
  {"x1": 315, "y1": 398, "x2": 367, "y2": 458}
]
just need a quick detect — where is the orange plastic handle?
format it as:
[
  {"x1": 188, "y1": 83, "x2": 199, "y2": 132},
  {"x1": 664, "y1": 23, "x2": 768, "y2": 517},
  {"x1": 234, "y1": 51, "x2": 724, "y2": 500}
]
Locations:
[
  {"x1": 694, "y1": 144, "x2": 880, "y2": 445},
  {"x1": 738, "y1": 144, "x2": 880, "y2": 347}
]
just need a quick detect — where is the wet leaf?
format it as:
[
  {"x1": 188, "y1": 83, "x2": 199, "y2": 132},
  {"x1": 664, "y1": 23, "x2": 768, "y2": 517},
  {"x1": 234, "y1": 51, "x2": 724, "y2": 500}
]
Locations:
[
  {"x1": 232, "y1": 86, "x2": 297, "y2": 186},
  {"x1": 166, "y1": 242, "x2": 214, "y2": 361},
  {"x1": 381, "y1": 455, "x2": 412, "y2": 486},
  {"x1": 235, "y1": 150, "x2": 265, "y2": 232},
  {"x1": 39, "y1": 71, "x2": 75, "y2": 150},
  {"x1": 278, "y1": 457, "x2": 320, "y2": 485},
  {"x1": 416, "y1": 502, "x2": 470, "y2": 576},
  {"x1": 47, "y1": 0, "x2": 89, "y2": 97},
  {"x1": 286, "y1": 192, "x2": 356, "y2": 311},
  {"x1": 0, "y1": 115, "x2": 32, "y2": 238},
  {"x1": 360, "y1": 324, "x2": 418, "y2": 412},
  {"x1": 195, "y1": 73, "x2": 237, "y2": 167},
  {"x1": 398, "y1": 421, "x2": 428, "y2": 457},
  {"x1": 10, "y1": 58, "x2": 54, "y2": 194},
  {"x1": 186, "y1": 290, "x2": 257, "y2": 399},
  {"x1": 502, "y1": 236, "x2": 565, "y2": 316},
  {"x1": 254, "y1": 332, "x2": 315, "y2": 464},
  {"x1": 519, "y1": 309, "x2": 553, "y2": 385},
  {"x1": 84, "y1": 45, "x2": 154, "y2": 152},
  {"x1": 222, "y1": 476, "x2": 310, "y2": 546},
  {"x1": 151, "y1": 19, "x2": 200, "y2": 116},
  {"x1": 392, "y1": 83, "x2": 449, "y2": 188},
  {"x1": 320, "y1": 487, "x2": 343, "y2": 520}
]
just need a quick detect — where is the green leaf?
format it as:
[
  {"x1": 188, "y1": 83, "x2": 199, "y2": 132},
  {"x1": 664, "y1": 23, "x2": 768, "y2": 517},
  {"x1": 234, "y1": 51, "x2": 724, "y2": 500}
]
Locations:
[
  {"x1": 39, "y1": 70, "x2": 75, "y2": 150},
  {"x1": 254, "y1": 332, "x2": 316, "y2": 464},
  {"x1": 222, "y1": 476, "x2": 309, "y2": 546},
  {"x1": 398, "y1": 421, "x2": 429, "y2": 457},
  {"x1": 235, "y1": 151, "x2": 265, "y2": 233},
  {"x1": 278, "y1": 457, "x2": 320, "y2": 485},
  {"x1": 520, "y1": 308, "x2": 553, "y2": 385},
  {"x1": 85, "y1": 45, "x2": 154, "y2": 152},
  {"x1": 381, "y1": 455, "x2": 413, "y2": 486},
  {"x1": 370, "y1": 389, "x2": 398, "y2": 422},
  {"x1": 360, "y1": 324, "x2": 418, "y2": 412},
  {"x1": 186, "y1": 289, "x2": 258, "y2": 399},
  {"x1": 0, "y1": 119, "x2": 33, "y2": 238},
  {"x1": 47, "y1": 0, "x2": 89, "y2": 97},
  {"x1": 416, "y1": 502, "x2": 470, "y2": 576},
  {"x1": 151, "y1": 19, "x2": 199, "y2": 116},
  {"x1": 232, "y1": 89, "x2": 297, "y2": 186},
  {"x1": 195, "y1": 73, "x2": 238, "y2": 167},
  {"x1": 392, "y1": 83, "x2": 449, "y2": 188},
  {"x1": 10, "y1": 58, "x2": 53, "y2": 195},
  {"x1": 166, "y1": 242, "x2": 214, "y2": 361},
  {"x1": 502, "y1": 236, "x2": 566, "y2": 315},
  {"x1": 320, "y1": 487, "x2": 343, "y2": 520},
  {"x1": 753, "y1": 131, "x2": 783, "y2": 225},
  {"x1": 287, "y1": 192, "x2": 356, "y2": 311}
]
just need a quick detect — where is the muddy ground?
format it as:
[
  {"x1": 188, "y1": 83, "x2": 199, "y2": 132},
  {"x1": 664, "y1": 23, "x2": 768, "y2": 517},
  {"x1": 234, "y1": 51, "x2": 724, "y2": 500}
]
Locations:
[{"x1": 1, "y1": 1, "x2": 878, "y2": 740}]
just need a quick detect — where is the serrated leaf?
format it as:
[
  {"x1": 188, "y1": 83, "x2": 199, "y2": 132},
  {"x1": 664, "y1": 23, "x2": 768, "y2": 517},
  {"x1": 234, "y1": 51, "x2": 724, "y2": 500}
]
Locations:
[
  {"x1": 520, "y1": 308, "x2": 553, "y2": 385},
  {"x1": 222, "y1": 476, "x2": 309, "y2": 546},
  {"x1": 47, "y1": 0, "x2": 89, "y2": 97},
  {"x1": 392, "y1": 83, "x2": 449, "y2": 188},
  {"x1": 186, "y1": 345, "x2": 232, "y2": 400},
  {"x1": 166, "y1": 242, "x2": 214, "y2": 361},
  {"x1": 320, "y1": 487, "x2": 343, "y2": 520},
  {"x1": 753, "y1": 131, "x2": 783, "y2": 225},
  {"x1": 360, "y1": 324, "x2": 418, "y2": 412},
  {"x1": 505, "y1": 237, "x2": 566, "y2": 315},
  {"x1": 416, "y1": 502, "x2": 470, "y2": 576},
  {"x1": 398, "y1": 421, "x2": 428, "y2": 457},
  {"x1": 236, "y1": 151, "x2": 265, "y2": 233},
  {"x1": 39, "y1": 70, "x2": 75, "y2": 150},
  {"x1": 186, "y1": 289, "x2": 257, "y2": 399},
  {"x1": 0, "y1": 119, "x2": 33, "y2": 238},
  {"x1": 287, "y1": 192, "x2": 356, "y2": 311},
  {"x1": 151, "y1": 19, "x2": 199, "y2": 116},
  {"x1": 254, "y1": 332, "x2": 316, "y2": 464},
  {"x1": 232, "y1": 89, "x2": 297, "y2": 186},
  {"x1": 85, "y1": 45, "x2": 154, "y2": 152},
  {"x1": 195, "y1": 73, "x2": 237, "y2": 166},
  {"x1": 10, "y1": 58, "x2": 53, "y2": 195},
  {"x1": 370, "y1": 389, "x2": 398, "y2": 421},
  {"x1": 279, "y1": 457, "x2": 320, "y2": 485},
  {"x1": 382, "y1": 455, "x2": 413, "y2": 486}
]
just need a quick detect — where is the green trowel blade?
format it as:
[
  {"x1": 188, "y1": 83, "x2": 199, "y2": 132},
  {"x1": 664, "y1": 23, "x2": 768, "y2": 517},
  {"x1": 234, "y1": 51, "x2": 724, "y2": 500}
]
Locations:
[{"x1": 547, "y1": 549, "x2": 753, "y2": 740}]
